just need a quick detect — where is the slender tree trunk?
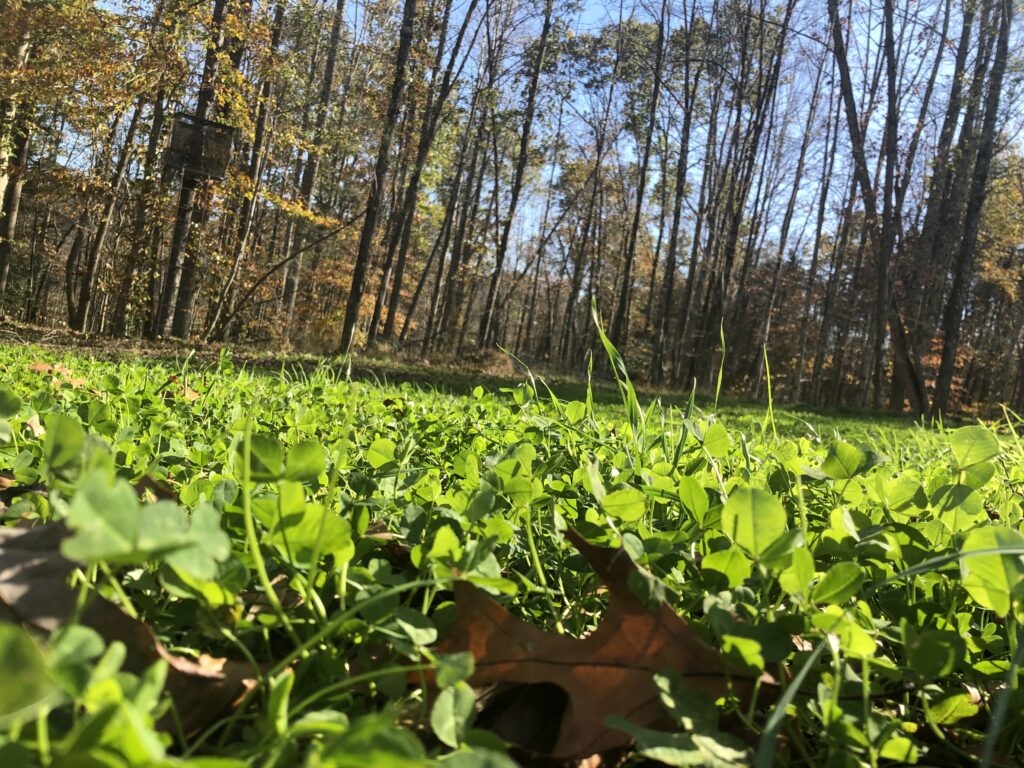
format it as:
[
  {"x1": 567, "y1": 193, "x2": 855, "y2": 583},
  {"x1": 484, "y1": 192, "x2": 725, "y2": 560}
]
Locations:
[
  {"x1": 753, "y1": 252, "x2": 783, "y2": 395},
  {"x1": 288, "y1": 0, "x2": 348, "y2": 331},
  {"x1": 111, "y1": 92, "x2": 167, "y2": 337},
  {"x1": 0, "y1": 106, "x2": 31, "y2": 310},
  {"x1": 559, "y1": 45, "x2": 621, "y2": 362},
  {"x1": 828, "y1": 0, "x2": 890, "y2": 405},
  {"x1": 751, "y1": 56, "x2": 824, "y2": 391},
  {"x1": 869, "y1": 0, "x2": 900, "y2": 408},
  {"x1": 610, "y1": 0, "x2": 665, "y2": 346},
  {"x1": 699, "y1": 0, "x2": 794, "y2": 381},
  {"x1": 72, "y1": 103, "x2": 142, "y2": 331},
  {"x1": 155, "y1": 0, "x2": 230, "y2": 337},
  {"x1": 437, "y1": 72, "x2": 492, "y2": 348},
  {"x1": 338, "y1": 0, "x2": 418, "y2": 352},
  {"x1": 367, "y1": 105, "x2": 418, "y2": 342},
  {"x1": 932, "y1": 0, "x2": 1012, "y2": 414},
  {"x1": 673, "y1": 79, "x2": 719, "y2": 385},
  {"x1": 0, "y1": 12, "x2": 31, "y2": 209},
  {"x1": 476, "y1": 0, "x2": 554, "y2": 348},
  {"x1": 207, "y1": 2, "x2": 286, "y2": 340},
  {"x1": 791, "y1": 85, "x2": 838, "y2": 401},
  {"x1": 651, "y1": 28, "x2": 700, "y2": 385},
  {"x1": 377, "y1": 0, "x2": 480, "y2": 341},
  {"x1": 418, "y1": 88, "x2": 479, "y2": 348},
  {"x1": 64, "y1": 216, "x2": 88, "y2": 324}
]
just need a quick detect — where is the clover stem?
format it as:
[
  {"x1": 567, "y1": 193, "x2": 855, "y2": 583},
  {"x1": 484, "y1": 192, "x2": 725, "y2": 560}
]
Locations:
[
  {"x1": 266, "y1": 577, "x2": 450, "y2": 679},
  {"x1": 862, "y1": 657, "x2": 879, "y2": 768},
  {"x1": 35, "y1": 707, "x2": 51, "y2": 766},
  {"x1": 983, "y1": 620, "x2": 1024, "y2": 767},
  {"x1": 337, "y1": 561, "x2": 349, "y2": 611},
  {"x1": 69, "y1": 563, "x2": 99, "y2": 625},
  {"x1": 292, "y1": 662, "x2": 435, "y2": 716},
  {"x1": 301, "y1": 514, "x2": 330, "y2": 623},
  {"x1": 241, "y1": 424, "x2": 301, "y2": 646},
  {"x1": 99, "y1": 561, "x2": 138, "y2": 619},
  {"x1": 524, "y1": 504, "x2": 564, "y2": 634}
]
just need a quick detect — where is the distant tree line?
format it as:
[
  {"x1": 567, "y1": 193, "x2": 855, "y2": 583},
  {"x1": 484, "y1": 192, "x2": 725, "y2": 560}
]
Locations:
[{"x1": 0, "y1": 0, "x2": 1020, "y2": 414}]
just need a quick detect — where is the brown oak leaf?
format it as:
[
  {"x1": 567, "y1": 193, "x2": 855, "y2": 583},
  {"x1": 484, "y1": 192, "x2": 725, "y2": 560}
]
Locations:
[
  {"x1": 0, "y1": 523, "x2": 257, "y2": 735},
  {"x1": 432, "y1": 529, "x2": 771, "y2": 760}
]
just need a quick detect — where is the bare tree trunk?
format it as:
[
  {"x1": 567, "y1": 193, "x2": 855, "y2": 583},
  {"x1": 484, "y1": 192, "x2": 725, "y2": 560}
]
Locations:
[
  {"x1": 792, "y1": 82, "x2": 838, "y2": 402},
  {"x1": 753, "y1": 251, "x2": 783, "y2": 395},
  {"x1": 289, "y1": 0, "x2": 346, "y2": 331},
  {"x1": 870, "y1": 0, "x2": 900, "y2": 409},
  {"x1": 338, "y1": 0, "x2": 418, "y2": 352},
  {"x1": 417, "y1": 87, "x2": 479, "y2": 349},
  {"x1": 699, "y1": 0, "x2": 795, "y2": 382},
  {"x1": 0, "y1": 106, "x2": 31, "y2": 311},
  {"x1": 155, "y1": 0, "x2": 230, "y2": 337},
  {"x1": 476, "y1": 0, "x2": 553, "y2": 348},
  {"x1": 673, "y1": 78, "x2": 719, "y2": 385},
  {"x1": 207, "y1": 2, "x2": 286, "y2": 340},
  {"x1": 376, "y1": 0, "x2": 480, "y2": 342},
  {"x1": 559, "y1": 26, "x2": 623, "y2": 363},
  {"x1": 436, "y1": 155, "x2": 483, "y2": 347},
  {"x1": 367, "y1": 104, "x2": 418, "y2": 342},
  {"x1": 111, "y1": 92, "x2": 167, "y2": 337},
  {"x1": 651, "y1": 8, "x2": 700, "y2": 384},
  {"x1": 932, "y1": 0, "x2": 1012, "y2": 414},
  {"x1": 610, "y1": 0, "x2": 665, "y2": 346},
  {"x1": 0, "y1": 11, "x2": 31, "y2": 209},
  {"x1": 828, "y1": 0, "x2": 889, "y2": 405},
  {"x1": 71, "y1": 103, "x2": 142, "y2": 331},
  {"x1": 751, "y1": 53, "x2": 824, "y2": 393}
]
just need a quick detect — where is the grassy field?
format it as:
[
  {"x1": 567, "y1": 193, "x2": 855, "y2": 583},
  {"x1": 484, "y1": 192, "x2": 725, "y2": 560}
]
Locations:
[{"x1": 1, "y1": 340, "x2": 1023, "y2": 767}]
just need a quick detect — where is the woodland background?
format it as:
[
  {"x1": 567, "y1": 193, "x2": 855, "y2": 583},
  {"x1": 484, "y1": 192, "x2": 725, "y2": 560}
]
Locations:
[{"x1": 0, "y1": 0, "x2": 1021, "y2": 415}]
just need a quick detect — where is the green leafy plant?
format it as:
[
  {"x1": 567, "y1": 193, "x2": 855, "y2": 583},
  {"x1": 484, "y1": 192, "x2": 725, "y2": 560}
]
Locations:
[{"x1": 0, "y1": 344, "x2": 1023, "y2": 767}]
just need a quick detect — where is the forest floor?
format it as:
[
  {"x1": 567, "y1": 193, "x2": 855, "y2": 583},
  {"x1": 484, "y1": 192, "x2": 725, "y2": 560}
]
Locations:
[
  {"x1": 0, "y1": 339, "x2": 1018, "y2": 766},
  {"x1": 0, "y1": 318, "x2": 926, "y2": 428}
]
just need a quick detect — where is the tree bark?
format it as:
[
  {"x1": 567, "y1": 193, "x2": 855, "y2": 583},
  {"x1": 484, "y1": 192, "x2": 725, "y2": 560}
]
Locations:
[
  {"x1": 207, "y1": 2, "x2": 287, "y2": 340},
  {"x1": 338, "y1": 0, "x2": 418, "y2": 352},
  {"x1": 476, "y1": 0, "x2": 554, "y2": 348},
  {"x1": 650, "y1": 9, "x2": 700, "y2": 385},
  {"x1": 71, "y1": 103, "x2": 142, "y2": 331},
  {"x1": 155, "y1": 0, "x2": 230, "y2": 338},
  {"x1": 932, "y1": 0, "x2": 1012, "y2": 414},
  {"x1": 0, "y1": 106, "x2": 31, "y2": 310},
  {"x1": 610, "y1": 0, "x2": 665, "y2": 346}
]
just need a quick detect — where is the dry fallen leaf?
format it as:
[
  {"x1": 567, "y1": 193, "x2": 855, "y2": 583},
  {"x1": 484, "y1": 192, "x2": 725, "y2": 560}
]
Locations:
[
  {"x1": 133, "y1": 474, "x2": 178, "y2": 502},
  {"x1": 161, "y1": 375, "x2": 202, "y2": 403},
  {"x1": 0, "y1": 475, "x2": 47, "y2": 510},
  {"x1": 0, "y1": 523, "x2": 257, "y2": 735},
  {"x1": 27, "y1": 361, "x2": 87, "y2": 389},
  {"x1": 792, "y1": 635, "x2": 814, "y2": 652},
  {"x1": 25, "y1": 413, "x2": 45, "y2": 436},
  {"x1": 27, "y1": 361, "x2": 54, "y2": 375},
  {"x1": 432, "y1": 529, "x2": 771, "y2": 760}
]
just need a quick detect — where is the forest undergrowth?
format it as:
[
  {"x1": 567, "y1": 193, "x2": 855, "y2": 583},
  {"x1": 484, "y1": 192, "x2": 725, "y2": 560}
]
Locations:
[{"x1": 1, "y1": 329, "x2": 1024, "y2": 767}]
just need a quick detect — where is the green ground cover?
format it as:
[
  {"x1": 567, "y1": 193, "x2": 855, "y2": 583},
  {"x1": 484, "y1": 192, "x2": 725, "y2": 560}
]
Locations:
[{"x1": 1, "y1": 340, "x2": 1023, "y2": 767}]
